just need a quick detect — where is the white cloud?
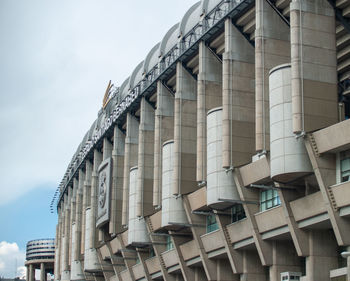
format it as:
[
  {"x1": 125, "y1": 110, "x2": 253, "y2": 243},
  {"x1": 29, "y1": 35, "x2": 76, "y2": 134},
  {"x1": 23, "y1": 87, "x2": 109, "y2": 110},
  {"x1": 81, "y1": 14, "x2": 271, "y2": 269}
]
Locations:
[{"x1": 0, "y1": 241, "x2": 26, "y2": 278}]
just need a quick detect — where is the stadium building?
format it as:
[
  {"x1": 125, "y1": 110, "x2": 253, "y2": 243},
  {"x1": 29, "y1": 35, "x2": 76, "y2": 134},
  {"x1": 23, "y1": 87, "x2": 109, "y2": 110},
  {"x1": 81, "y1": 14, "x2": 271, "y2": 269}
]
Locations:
[{"x1": 53, "y1": 0, "x2": 350, "y2": 280}]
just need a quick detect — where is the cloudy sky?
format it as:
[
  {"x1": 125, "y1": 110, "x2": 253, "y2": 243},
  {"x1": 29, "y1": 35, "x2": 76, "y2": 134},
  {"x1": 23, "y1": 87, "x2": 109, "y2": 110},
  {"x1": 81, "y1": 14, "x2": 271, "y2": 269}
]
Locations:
[{"x1": 0, "y1": 0, "x2": 198, "y2": 277}]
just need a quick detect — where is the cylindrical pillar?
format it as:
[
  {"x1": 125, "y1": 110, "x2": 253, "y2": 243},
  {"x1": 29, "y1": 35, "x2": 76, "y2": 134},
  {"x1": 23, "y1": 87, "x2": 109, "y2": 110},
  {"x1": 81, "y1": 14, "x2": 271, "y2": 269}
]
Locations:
[
  {"x1": 161, "y1": 140, "x2": 187, "y2": 227},
  {"x1": 29, "y1": 264, "x2": 34, "y2": 281},
  {"x1": 269, "y1": 64, "x2": 312, "y2": 183},
  {"x1": 207, "y1": 107, "x2": 239, "y2": 209},
  {"x1": 40, "y1": 263, "x2": 46, "y2": 281}
]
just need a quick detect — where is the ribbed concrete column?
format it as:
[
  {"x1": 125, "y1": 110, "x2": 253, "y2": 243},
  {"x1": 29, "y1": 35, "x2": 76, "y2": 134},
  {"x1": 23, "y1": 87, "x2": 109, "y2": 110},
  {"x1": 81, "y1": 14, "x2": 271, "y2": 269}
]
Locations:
[
  {"x1": 153, "y1": 81, "x2": 174, "y2": 207},
  {"x1": 26, "y1": 266, "x2": 29, "y2": 281},
  {"x1": 29, "y1": 264, "x2": 34, "y2": 281},
  {"x1": 122, "y1": 113, "x2": 139, "y2": 226},
  {"x1": 60, "y1": 206, "x2": 66, "y2": 278},
  {"x1": 173, "y1": 62, "x2": 197, "y2": 195},
  {"x1": 222, "y1": 19, "x2": 255, "y2": 168},
  {"x1": 109, "y1": 126, "x2": 125, "y2": 234},
  {"x1": 255, "y1": 0, "x2": 290, "y2": 152},
  {"x1": 69, "y1": 181, "x2": 77, "y2": 267},
  {"x1": 40, "y1": 263, "x2": 46, "y2": 281},
  {"x1": 197, "y1": 41, "x2": 222, "y2": 182},
  {"x1": 81, "y1": 160, "x2": 92, "y2": 255},
  {"x1": 75, "y1": 169, "x2": 84, "y2": 260},
  {"x1": 63, "y1": 190, "x2": 71, "y2": 274},
  {"x1": 306, "y1": 230, "x2": 338, "y2": 281},
  {"x1": 70, "y1": 170, "x2": 85, "y2": 281},
  {"x1": 269, "y1": 241, "x2": 302, "y2": 281},
  {"x1": 54, "y1": 221, "x2": 60, "y2": 281},
  {"x1": 240, "y1": 250, "x2": 266, "y2": 280},
  {"x1": 136, "y1": 97, "x2": 155, "y2": 217},
  {"x1": 90, "y1": 149, "x2": 102, "y2": 248},
  {"x1": 290, "y1": 0, "x2": 337, "y2": 134}
]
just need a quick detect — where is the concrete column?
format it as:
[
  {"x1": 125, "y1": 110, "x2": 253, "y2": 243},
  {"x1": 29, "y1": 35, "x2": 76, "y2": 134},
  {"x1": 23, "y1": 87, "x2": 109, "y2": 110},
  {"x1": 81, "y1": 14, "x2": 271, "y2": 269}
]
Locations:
[
  {"x1": 40, "y1": 263, "x2": 46, "y2": 281},
  {"x1": 90, "y1": 149, "x2": 102, "y2": 248},
  {"x1": 306, "y1": 230, "x2": 338, "y2": 281},
  {"x1": 240, "y1": 250, "x2": 266, "y2": 280},
  {"x1": 153, "y1": 81, "x2": 174, "y2": 207},
  {"x1": 255, "y1": 0, "x2": 290, "y2": 152},
  {"x1": 26, "y1": 265, "x2": 29, "y2": 281},
  {"x1": 109, "y1": 126, "x2": 125, "y2": 234},
  {"x1": 290, "y1": 0, "x2": 338, "y2": 133},
  {"x1": 173, "y1": 62, "x2": 197, "y2": 195},
  {"x1": 60, "y1": 207, "x2": 66, "y2": 278},
  {"x1": 197, "y1": 41, "x2": 222, "y2": 182},
  {"x1": 74, "y1": 169, "x2": 84, "y2": 260},
  {"x1": 122, "y1": 113, "x2": 139, "y2": 226},
  {"x1": 29, "y1": 264, "x2": 35, "y2": 281},
  {"x1": 63, "y1": 190, "x2": 71, "y2": 273},
  {"x1": 136, "y1": 97, "x2": 155, "y2": 217},
  {"x1": 216, "y1": 259, "x2": 238, "y2": 281},
  {"x1": 222, "y1": 19, "x2": 255, "y2": 168},
  {"x1": 54, "y1": 221, "x2": 61, "y2": 281},
  {"x1": 69, "y1": 180, "x2": 78, "y2": 266},
  {"x1": 81, "y1": 160, "x2": 92, "y2": 254},
  {"x1": 269, "y1": 241, "x2": 302, "y2": 281}
]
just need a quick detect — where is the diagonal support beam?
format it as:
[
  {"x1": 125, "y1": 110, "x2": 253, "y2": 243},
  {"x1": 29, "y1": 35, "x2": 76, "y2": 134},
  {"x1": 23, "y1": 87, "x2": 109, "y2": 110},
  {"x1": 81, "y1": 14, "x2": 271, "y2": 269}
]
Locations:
[
  {"x1": 305, "y1": 134, "x2": 350, "y2": 245},
  {"x1": 169, "y1": 231, "x2": 195, "y2": 281},
  {"x1": 145, "y1": 217, "x2": 176, "y2": 281},
  {"x1": 233, "y1": 168, "x2": 273, "y2": 265},
  {"x1": 136, "y1": 249, "x2": 152, "y2": 281},
  {"x1": 117, "y1": 235, "x2": 136, "y2": 281},
  {"x1": 183, "y1": 196, "x2": 217, "y2": 280},
  {"x1": 276, "y1": 186, "x2": 309, "y2": 256},
  {"x1": 214, "y1": 212, "x2": 243, "y2": 274}
]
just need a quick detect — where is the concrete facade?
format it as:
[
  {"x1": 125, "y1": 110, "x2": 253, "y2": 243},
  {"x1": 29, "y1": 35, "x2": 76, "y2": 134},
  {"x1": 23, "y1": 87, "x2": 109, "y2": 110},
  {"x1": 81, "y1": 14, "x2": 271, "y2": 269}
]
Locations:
[{"x1": 54, "y1": 0, "x2": 350, "y2": 280}]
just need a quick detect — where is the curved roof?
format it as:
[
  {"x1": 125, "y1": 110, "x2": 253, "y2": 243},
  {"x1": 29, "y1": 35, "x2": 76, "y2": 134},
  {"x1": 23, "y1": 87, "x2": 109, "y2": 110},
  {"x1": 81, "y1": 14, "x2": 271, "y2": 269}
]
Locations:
[
  {"x1": 143, "y1": 42, "x2": 160, "y2": 74},
  {"x1": 179, "y1": 2, "x2": 201, "y2": 37},
  {"x1": 159, "y1": 23, "x2": 180, "y2": 58},
  {"x1": 129, "y1": 61, "x2": 144, "y2": 89},
  {"x1": 200, "y1": 0, "x2": 222, "y2": 15},
  {"x1": 119, "y1": 77, "x2": 130, "y2": 100}
]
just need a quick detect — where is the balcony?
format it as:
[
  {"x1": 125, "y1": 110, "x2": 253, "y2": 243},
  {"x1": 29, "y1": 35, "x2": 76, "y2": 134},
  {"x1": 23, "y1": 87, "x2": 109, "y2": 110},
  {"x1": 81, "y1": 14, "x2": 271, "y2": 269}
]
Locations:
[
  {"x1": 162, "y1": 249, "x2": 178, "y2": 268},
  {"x1": 312, "y1": 119, "x2": 350, "y2": 154},
  {"x1": 145, "y1": 256, "x2": 161, "y2": 275},
  {"x1": 132, "y1": 263, "x2": 145, "y2": 280},
  {"x1": 239, "y1": 156, "x2": 270, "y2": 186},
  {"x1": 255, "y1": 206, "x2": 286, "y2": 233},
  {"x1": 187, "y1": 186, "x2": 209, "y2": 211},
  {"x1": 331, "y1": 181, "x2": 350, "y2": 208},
  {"x1": 201, "y1": 230, "x2": 225, "y2": 253},
  {"x1": 179, "y1": 240, "x2": 199, "y2": 261}
]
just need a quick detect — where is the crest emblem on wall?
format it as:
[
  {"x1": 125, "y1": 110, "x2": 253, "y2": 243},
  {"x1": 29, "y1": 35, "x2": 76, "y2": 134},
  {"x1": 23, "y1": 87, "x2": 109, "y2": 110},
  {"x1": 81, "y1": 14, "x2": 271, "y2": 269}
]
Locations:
[{"x1": 96, "y1": 157, "x2": 112, "y2": 228}]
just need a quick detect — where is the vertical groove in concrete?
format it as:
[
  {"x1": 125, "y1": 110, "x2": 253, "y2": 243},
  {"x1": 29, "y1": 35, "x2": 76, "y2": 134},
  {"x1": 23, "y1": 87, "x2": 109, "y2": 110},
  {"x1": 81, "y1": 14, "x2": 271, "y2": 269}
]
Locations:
[
  {"x1": 153, "y1": 81, "x2": 174, "y2": 207},
  {"x1": 197, "y1": 41, "x2": 222, "y2": 182},
  {"x1": 110, "y1": 126, "x2": 125, "y2": 235},
  {"x1": 90, "y1": 149, "x2": 102, "y2": 249},
  {"x1": 122, "y1": 113, "x2": 139, "y2": 226},
  {"x1": 173, "y1": 62, "x2": 197, "y2": 196},
  {"x1": 290, "y1": 0, "x2": 337, "y2": 134},
  {"x1": 136, "y1": 97, "x2": 155, "y2": 217},
  {"x1": 255, "y1": 0, "x2": 290, "y2": 152},
  {"x1": 81, "y1": 160, "x2": 92, "y2": 254},
  {"x1": 222, "y1": 19, "x2": 255, "y2": 168}
]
